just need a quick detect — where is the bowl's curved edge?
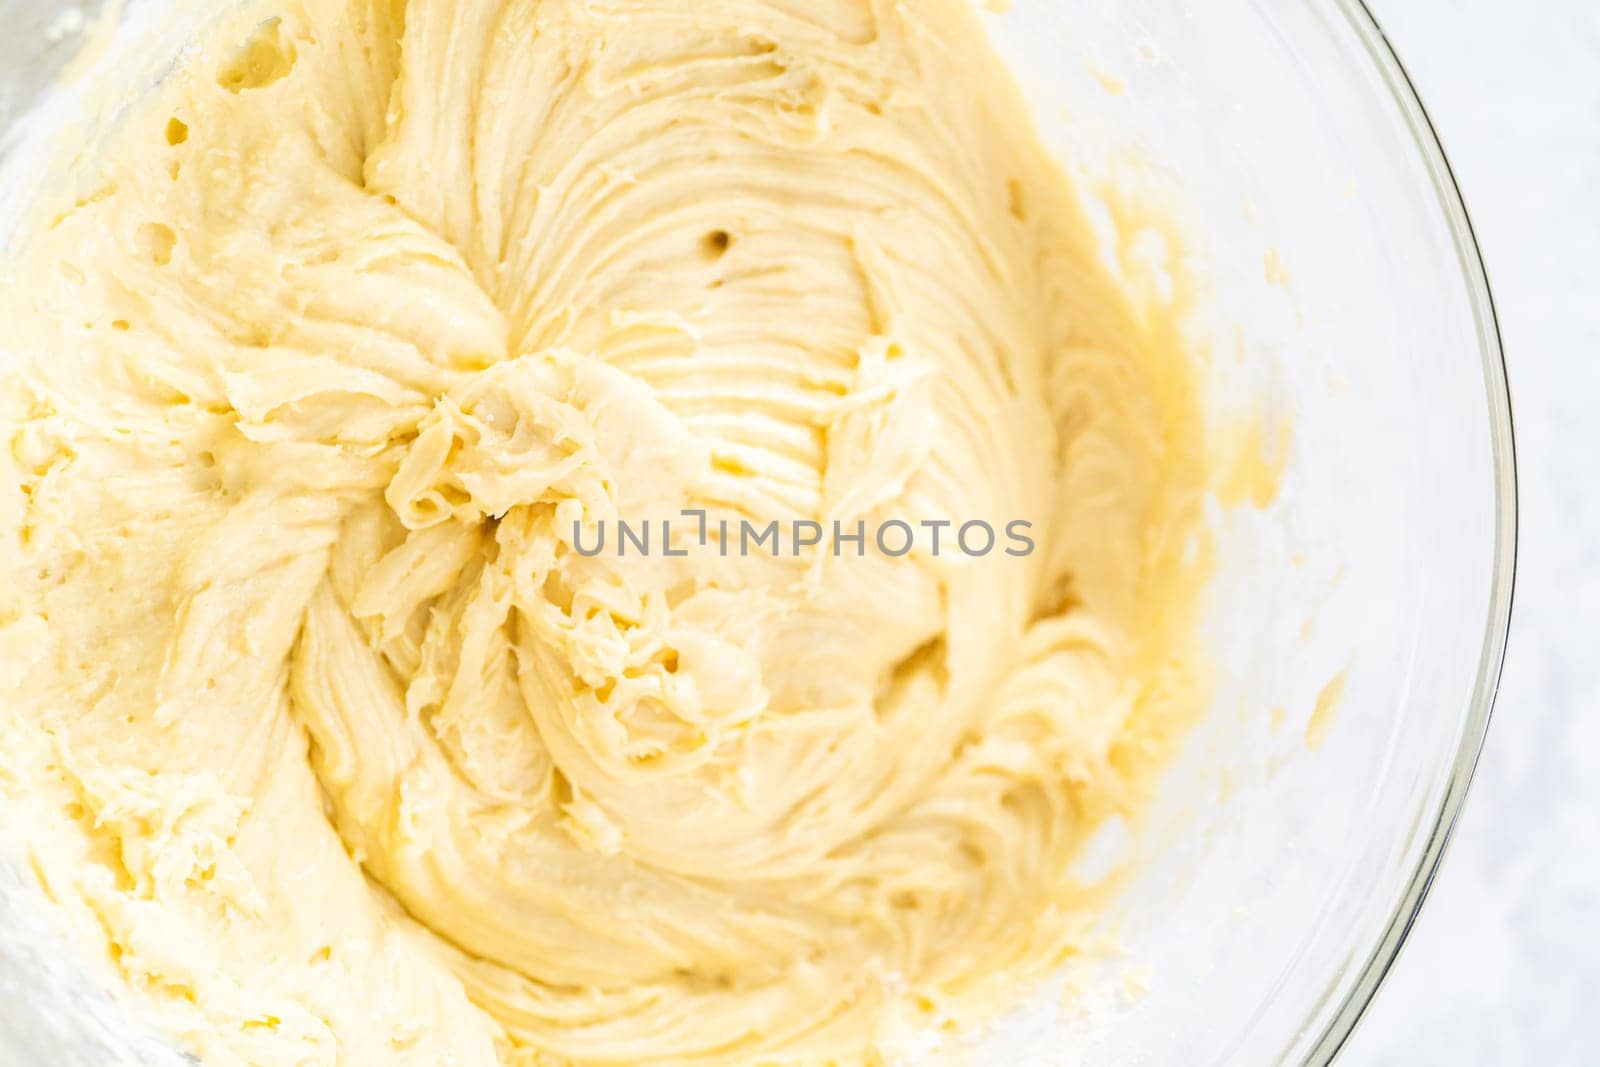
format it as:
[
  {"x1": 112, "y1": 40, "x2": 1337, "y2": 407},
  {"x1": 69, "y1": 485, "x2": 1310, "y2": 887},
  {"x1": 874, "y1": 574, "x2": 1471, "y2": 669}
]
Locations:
[{"x1": 1303, "y1": 3, "x2": 1520, "y2": 1063}]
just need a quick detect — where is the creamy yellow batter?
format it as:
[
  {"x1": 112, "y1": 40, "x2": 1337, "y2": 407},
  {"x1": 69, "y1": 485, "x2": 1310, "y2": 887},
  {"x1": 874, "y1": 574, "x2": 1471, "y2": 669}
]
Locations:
[{"x1": 0, "y1": 1, "x2": 1209, "y2": 1063}]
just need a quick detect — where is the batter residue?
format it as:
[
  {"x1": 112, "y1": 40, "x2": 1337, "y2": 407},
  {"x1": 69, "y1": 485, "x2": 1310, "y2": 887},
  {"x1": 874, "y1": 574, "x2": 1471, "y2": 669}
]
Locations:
[{"x1": 0, "y1": 0, "x2": 1209, "y2": 1063}]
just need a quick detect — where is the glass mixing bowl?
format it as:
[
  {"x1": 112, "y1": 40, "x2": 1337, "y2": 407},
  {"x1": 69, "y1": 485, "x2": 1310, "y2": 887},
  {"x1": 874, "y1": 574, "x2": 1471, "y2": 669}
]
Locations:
[{"x1": 0, "y1": 0, "x2": 1515, "y2": 1064}]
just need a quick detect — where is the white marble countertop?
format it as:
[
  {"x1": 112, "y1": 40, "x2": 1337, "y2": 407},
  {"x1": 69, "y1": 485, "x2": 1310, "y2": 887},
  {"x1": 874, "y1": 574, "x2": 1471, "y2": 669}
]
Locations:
[{"x1": 1345, "y1": 1, "x2": 1598, "y2": 1062}]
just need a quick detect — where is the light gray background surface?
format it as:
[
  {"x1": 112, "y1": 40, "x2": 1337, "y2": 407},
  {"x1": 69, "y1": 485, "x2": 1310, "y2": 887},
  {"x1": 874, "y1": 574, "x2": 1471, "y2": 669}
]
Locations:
[{"x1": 1346, "y1": 1, "x2": 1597, "y2": 1062}]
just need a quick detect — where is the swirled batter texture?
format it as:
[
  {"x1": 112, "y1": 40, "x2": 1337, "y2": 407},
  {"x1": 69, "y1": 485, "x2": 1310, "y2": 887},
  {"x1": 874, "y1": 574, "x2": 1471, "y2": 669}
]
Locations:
[{"x1": 0, "y1": 0, "x2": 1208, "y2": 1063}]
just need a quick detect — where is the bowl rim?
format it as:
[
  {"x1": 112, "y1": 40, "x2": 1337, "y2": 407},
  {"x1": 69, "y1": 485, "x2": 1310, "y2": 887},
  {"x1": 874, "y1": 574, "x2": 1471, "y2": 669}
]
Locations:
[
  {"x1": 0, "y1": 1, "x2": 1523, "y2": 1063},
  {"x1": 1299, "y1": 2, "x2": 1519, "y2": 1063}
]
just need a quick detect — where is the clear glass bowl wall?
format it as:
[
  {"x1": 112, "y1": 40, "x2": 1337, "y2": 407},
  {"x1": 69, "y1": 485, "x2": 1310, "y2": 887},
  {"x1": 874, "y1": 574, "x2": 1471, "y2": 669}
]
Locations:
[{"x1": 0, "y1": 1, "x2": 1514, "y2": 1065}]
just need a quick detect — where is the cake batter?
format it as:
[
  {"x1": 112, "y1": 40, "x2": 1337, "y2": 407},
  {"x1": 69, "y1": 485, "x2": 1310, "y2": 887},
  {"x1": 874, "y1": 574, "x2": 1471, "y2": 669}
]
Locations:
[{"x1": 0, "y1": 0, "x2": 1209, "y2": 1062}]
